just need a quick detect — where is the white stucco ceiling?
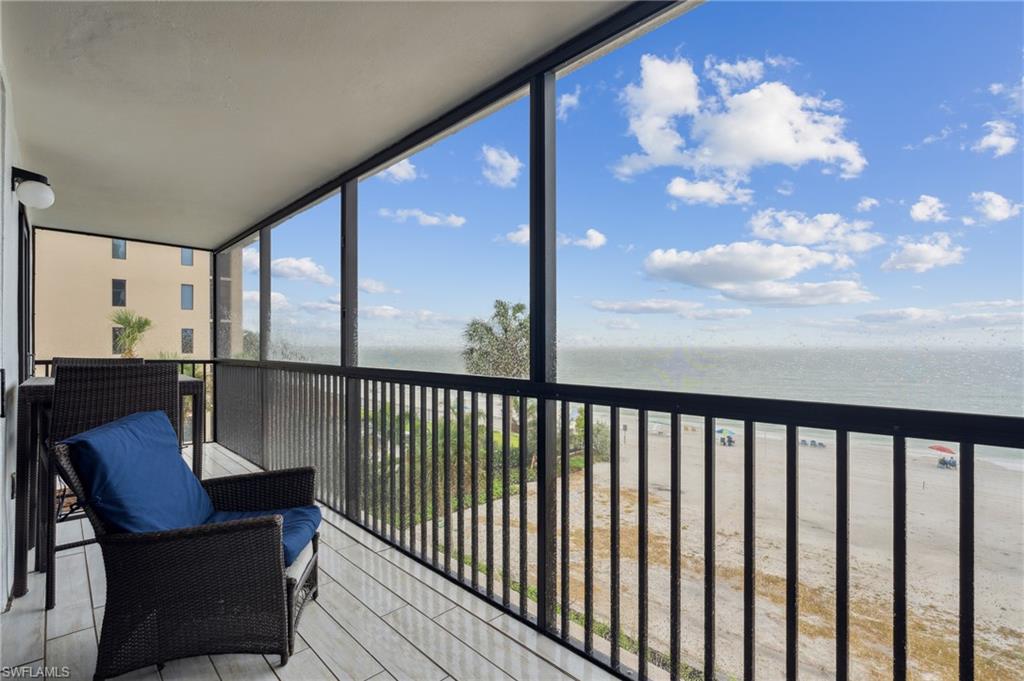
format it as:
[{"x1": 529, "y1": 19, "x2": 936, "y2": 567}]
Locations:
[{"x1": 3, "y1": 1, "x2": 628, "y2": 249}]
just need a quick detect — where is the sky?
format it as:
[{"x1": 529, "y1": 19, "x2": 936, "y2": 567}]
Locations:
[{"x1": 239, "y1": 1, "x2": 1024, "y2": 355}]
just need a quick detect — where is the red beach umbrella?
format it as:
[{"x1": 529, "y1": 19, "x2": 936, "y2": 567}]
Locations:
[{"x1": 929, "y1": 444, "x2": 956, "y2": 455}]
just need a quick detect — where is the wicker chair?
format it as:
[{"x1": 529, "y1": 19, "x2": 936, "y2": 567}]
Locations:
[{"x1": 48, "y1": 365, "x2": 318, "y2": 680}]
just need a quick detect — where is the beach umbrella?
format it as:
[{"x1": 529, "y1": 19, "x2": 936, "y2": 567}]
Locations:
[
  {"x1": 929, "y1": 444, "x2": 956, "y2": 455},
  {"x1": 715, "y1": 427, "x2": 735, "y2": 436}
]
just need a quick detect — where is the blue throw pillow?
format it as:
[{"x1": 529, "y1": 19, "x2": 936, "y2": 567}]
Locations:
[{"x1": 62, "y1": 411, "x2": 214, "y2": 534}]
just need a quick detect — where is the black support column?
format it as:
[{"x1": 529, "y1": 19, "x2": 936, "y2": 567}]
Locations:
[
  {"x1": 530, "y1": 71, "x2": 558, "y2": 630},
  {"x1": 342, "y1": 180, "x2": 361, "y2": 517}
]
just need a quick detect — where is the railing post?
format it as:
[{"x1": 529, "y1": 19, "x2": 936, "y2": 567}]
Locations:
[
  {"x1": 342, "y1": 179, "x2": 360, "y2": 518},
  {"x1": 530, "y1": 70, "x2": 557, "y2": 630}
]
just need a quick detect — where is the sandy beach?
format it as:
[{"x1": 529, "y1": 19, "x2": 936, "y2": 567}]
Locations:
[{"x1": 399, "y1": 410, "x2": 1023, "y2": 680}]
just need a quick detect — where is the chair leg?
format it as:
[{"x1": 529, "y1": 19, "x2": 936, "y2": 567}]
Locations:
[{"x1": 45, "y1": 461, "x2": 57, "y2": 610}]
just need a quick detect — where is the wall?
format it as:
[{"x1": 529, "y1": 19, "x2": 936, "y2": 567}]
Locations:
[
  {"x1": 0, "y1": 0, "x2": 24, "y2": 602},
  {"x1": 34, "y1": 230, "x2": 211, "y2": 360}
]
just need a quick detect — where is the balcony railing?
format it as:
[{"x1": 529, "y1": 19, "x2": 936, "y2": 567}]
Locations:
[{"x1": 205, "y1": 359, "x2": 1024, "y2": 679}]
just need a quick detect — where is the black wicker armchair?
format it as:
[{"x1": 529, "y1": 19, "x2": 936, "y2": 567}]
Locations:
[{"x1": 47, "y1": 365, "x2": 318, "y2": 680}]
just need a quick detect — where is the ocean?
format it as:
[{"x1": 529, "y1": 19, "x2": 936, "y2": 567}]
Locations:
[{"x1": 358, "y1": 346, "x2": 1023, "y2": 417}]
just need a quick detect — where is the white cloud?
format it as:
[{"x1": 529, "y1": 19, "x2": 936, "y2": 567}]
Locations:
[
  {"x1": 961, "y1": 216, "x2": 976, "y2": 226},
  {"x1": 378, "y1": 208, "x2": 466, "y2": 227},
  {"x1": 951, "y1": 298, "x2": 1023, "y2": 310},
  {"x1": 481, "y1": 145, "x2": 523, "y2": 188},
  {"x1": 602, "y1": 318, "x2": 639, "y2": 330},
  {"x1": 615, "y1": 54, "x2": 701, "y2": 178},
  {"x1": 270, "y1": 256, "x2": 334, "y2": 285},
  {"x1": 749, "y1": 209, "x2": 884, "y2": 253},
  {"x1": 359, "y1": 278, "x2": 398, "y2": 294},
  {"x1": 972, "y1": 120, "x2": 1018, "y2": 158},
  {"x1": 765, "y1": 54, "x2": 800, "y2": 69},
  {"x1": 666, "y1": 176, "x2": 753, "y2": 205},
  {"x1": 242, "y1": 247, "x2": 259, "y2": 272},
  {"x1": 716, "y1": 280, "x2": 874, "y2": 306},
  {"x1": 300, "y1": 300, "x2": 341, "y2": 313},
  {"x1": 858, "y1": 306, "x2": 1022, "y2": 329},
  {"x1": 362, "y1": 305, "x2": 403, "y2": 319},
  {"x1": 969, "y1": 190, "x2": 1023, "y2": 222},
  {"x1": 988, "y1": 77, "x2": 1023, "y2": 114},
  {"x1": 571, "y1": 228, "x2": 607, "y2": 250},
  {"x1": 614, "y1": 53, "x2": 864, "y2": 197},
  {"x1": 687, "y1": 81, "x2": 866, "y2": 179},
  {"x1": 644, "y1": 240, "x2": 872, "y2": 306},
  {"x1": 858, "y1": 307, "x2": 946, "y2": 324},
  {"x1": 593, "y1": 298, "x2": 751, "y2": 319},
  {"x1": 704, "y1": 56, "x2": 764, "y2": 95},
  {"x1": 856, "y1": 197, "x2": 880, "y2": 213},
  {"x1": 501, "y1": 223, "x2": 531, "y2": 245},
  {"x1": 775, "y1": 180, "x2": 795, "y2": 196},
  {"x1": 359, "y1": 305, "x2": 461, "y2": 326},
  {"x1": 909, "y1": 194, "x2": 950, "y2": 222},
  {"x1": 379, "y1": 159, "x2": 418, "y2": 183},
  {"x1": 903, "y1": 126, "x2": 952, "y2": 151},
  {"x1": 243, "y1": 290, "x2": 288, "y2": 309},
  {"x1": 644, "y1": 241, "x2": 837, "y2": 286},
  {"x1": 882, "y1": 232, "x2": 965, "y2": 273},
  {"x1": 557, "y1": 85, "x2": 581, "y2": 121}
]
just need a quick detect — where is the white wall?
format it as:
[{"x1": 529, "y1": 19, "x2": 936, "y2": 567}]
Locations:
[{"x1": 1, "y1": 0, "x2": 26, "y2": 603}]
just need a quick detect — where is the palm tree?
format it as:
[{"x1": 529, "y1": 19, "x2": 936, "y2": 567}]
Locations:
[
  {"x1": 462, "y1": 300, "x2": 529, "y2": 378},
  {"x1": 109, "y1": 309, "x2": 153, "y2": 358}
]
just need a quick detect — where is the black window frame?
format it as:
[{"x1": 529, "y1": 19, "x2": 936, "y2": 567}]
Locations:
[
  {"x1": 111, "y1": 278, "x2": 127, "y2": 307},
  {"x1": 180, "y1": 283, "x2": 194, "y2": 310},
  {"x1": 111, "y1": 238, "x2": 126, "y2": 260},
  {"x1": 111, "y1": 326, "x2": 124, "y2": 354},
  {"x1": 181, "y1": 328, "x2": 194, "y2": 354}
]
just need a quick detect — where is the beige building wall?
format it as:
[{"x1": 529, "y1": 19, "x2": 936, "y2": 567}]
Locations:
[{"x1": 35, "y1": 229, "x2": 211, "y2": 360}]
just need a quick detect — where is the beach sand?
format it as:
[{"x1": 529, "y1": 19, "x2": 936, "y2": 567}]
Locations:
[{"x1": 404, "y1": 412, "x2": 1023, "y2": 680}]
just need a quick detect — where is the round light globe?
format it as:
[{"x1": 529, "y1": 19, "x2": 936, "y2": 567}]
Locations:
[{"x1": 15, "y1": 180, "x2": 55, "y2": 209}]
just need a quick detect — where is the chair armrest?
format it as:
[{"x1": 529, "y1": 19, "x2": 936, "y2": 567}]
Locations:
[
  {"x1": 99, "y1": 515, "x2": 287, "y2": 584},
  {"x1": 202, "y1": 467, "x2": 316, "y2": 511}
]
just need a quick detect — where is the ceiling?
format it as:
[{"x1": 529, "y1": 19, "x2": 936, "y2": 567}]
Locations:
[{"x1": 3, "y1": 1, "x2": 628, "y2": 250}]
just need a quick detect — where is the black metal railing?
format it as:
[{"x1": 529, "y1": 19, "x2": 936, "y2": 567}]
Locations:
[
  {"x1": 34, "y1": 358, "x2": 216, "y2": 444},
  {"x1": 215, "y1": 359, "x2": 1021, "y2": 681}
]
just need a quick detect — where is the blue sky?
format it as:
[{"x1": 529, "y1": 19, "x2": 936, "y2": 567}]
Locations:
[{"x1": 244, "y1": 1, "x2": 1023, "y2": 354}]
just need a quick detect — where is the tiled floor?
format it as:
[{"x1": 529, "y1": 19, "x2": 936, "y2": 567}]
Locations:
[{"x1": 1, "y1": 443, "x2": 614, "y2": 681}]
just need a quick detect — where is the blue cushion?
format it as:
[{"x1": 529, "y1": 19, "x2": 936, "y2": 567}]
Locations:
[
  {"x1": 206, "y1": 506, "x2": 321, "y2": 566},
  {"x1": 62, "y1": 411, "x2": 214, "y2": 534}
]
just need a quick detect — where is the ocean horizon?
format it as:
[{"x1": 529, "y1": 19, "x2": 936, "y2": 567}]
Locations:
[{"x1": 310, "y1": 345, "x2": 1024, "y2": 417}]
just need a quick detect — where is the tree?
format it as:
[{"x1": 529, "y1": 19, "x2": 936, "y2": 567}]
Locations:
[
  {"x1": 109, "y1": 309, "x2": 153, "y2": 358},
  {"x1": 241, "y1": 329, "x2": 260, "y2": 359},
  {"x1": 462, "y1": 300, "x2": 529, "y2": 378}
]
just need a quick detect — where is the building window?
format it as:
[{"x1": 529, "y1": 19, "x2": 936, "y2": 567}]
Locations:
[
  {"x1": 112, "y1": 327, "x2": 124, "y2": 354},
  {"x1": 180, "y1": 283, "x2": 193, "y2": 310},
  {"x1": 111, "y1": 238, "x2": 126, "y2": 260},
  {"x1": 112, "y1": 279, "x2": 126, "y2": 306},
  {"x1": 181, "y1": 328, "x2": 194, "y2": 354},
  {"x1": 181, "y1": 247, "x2": 193, "y2": 266}
]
